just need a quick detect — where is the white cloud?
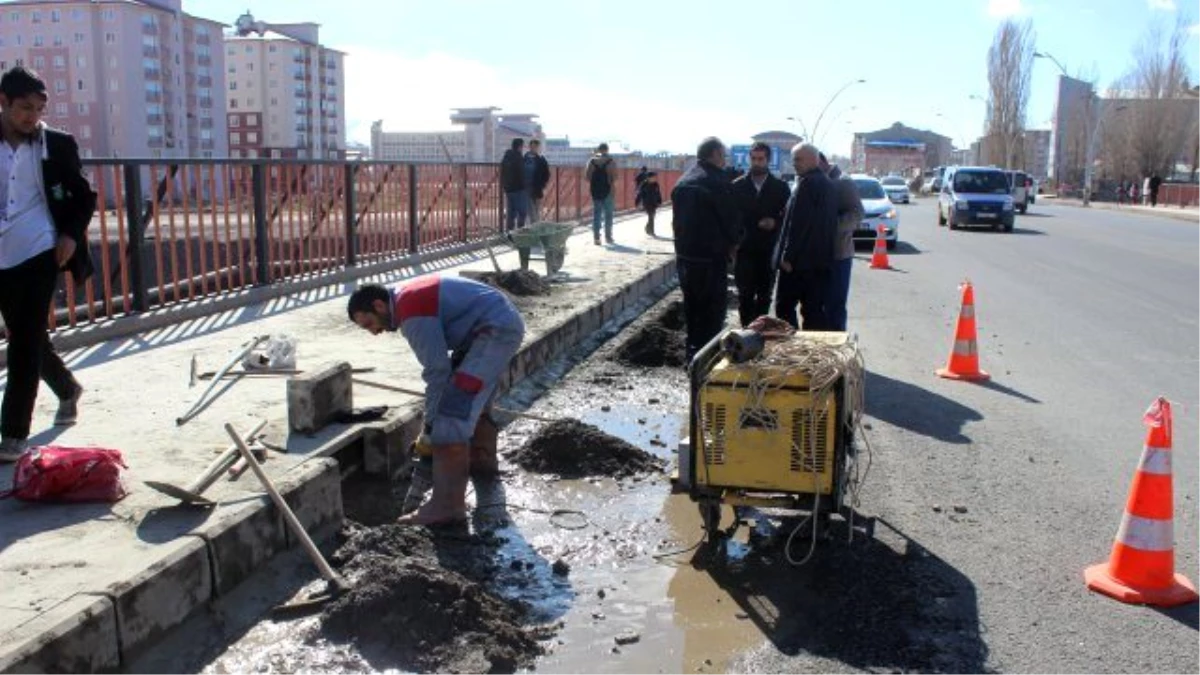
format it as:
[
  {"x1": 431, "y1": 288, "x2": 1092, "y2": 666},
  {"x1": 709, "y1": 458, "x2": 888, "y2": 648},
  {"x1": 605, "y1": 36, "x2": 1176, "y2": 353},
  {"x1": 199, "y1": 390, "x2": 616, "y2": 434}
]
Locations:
[
  {"x1": 987, "y1": 0, "x2": 1026, "y2": 18},
  {"x1": 1146, "y1": 0, "x2": 1176, "y2": 10},
  {"x1": 1190, "y1": 22, "x2": 1200, "y2": 35},
  {"x1": 341, "y1": 46, "x2": 754, "y2": 154}
]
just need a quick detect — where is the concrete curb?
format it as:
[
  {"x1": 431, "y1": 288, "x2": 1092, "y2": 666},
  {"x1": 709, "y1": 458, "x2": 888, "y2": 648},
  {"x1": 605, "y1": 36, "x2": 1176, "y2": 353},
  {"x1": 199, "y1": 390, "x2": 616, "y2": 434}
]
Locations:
[
  {"x1": 0, "y1": 249, "x2": 678, "y2": 673},
  {"x1": 1041, "y1": 197, "x2": 1199, "y2": 223}
]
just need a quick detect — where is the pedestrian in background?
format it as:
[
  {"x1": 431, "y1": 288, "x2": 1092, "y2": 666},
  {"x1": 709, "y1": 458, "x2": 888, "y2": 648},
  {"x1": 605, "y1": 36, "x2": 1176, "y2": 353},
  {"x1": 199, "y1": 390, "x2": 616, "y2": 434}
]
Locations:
[
  {"x1": 1142, "y1": 176, "x2": 1151, "y2": 206},
  {"x1": 636, "y1": 171, "x2": 663, "y2": 236},
  {"x1": 500, "y1": 138, "x2": 528, "y2": 232},
  {"x1": 1149, "y1": 173, "x2": 1162, "y2": 208},
  {"x1": 731, "y1": 142, "x2": 789, "y2": 328},
  {"x1": 586, "y1": 143, "x2": 617, "y2": 245},
  {"x1": 671, "y1": 137, "x2": 741, "y2": 360},
  {"x1": 773, "y1": 143, "x2": 838, "y2": 330},
  {"x1": 820, "y1": 152, "x2": 863, "y2": 332},
  {"x1": 0, "y1": 67, "x2": 96, "y2": 460},
  {"x1": 525, "y1": 139, "x2": 551, "y2": 223}
]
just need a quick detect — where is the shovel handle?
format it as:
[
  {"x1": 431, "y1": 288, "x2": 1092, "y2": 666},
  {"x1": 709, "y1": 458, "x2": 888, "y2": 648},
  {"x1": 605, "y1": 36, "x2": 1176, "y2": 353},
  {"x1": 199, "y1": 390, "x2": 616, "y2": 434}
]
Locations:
[
  {"x1": 185, "y1": 418, "x2": 269, "y2": 494},
  {"x1": 222, "y1": 422, "x2": 344, "y2": 587}
]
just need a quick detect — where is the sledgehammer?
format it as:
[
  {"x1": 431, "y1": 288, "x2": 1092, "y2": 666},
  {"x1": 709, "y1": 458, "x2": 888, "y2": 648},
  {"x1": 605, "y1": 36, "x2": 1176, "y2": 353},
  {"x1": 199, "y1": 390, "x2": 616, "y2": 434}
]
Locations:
[{"x1": 144, "y1": 419, "x2": 269, "y2": 505}]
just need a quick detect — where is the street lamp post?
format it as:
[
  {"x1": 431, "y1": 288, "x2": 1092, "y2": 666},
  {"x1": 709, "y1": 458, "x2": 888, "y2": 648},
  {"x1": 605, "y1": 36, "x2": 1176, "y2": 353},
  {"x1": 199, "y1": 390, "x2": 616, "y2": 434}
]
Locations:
[
  {"x1": 1082, "y1": 103, "x2": 1127, "y2": 206},
  {"x1": 786, "y1": 116, "x2": 810, "y2": 142},
  {"x1": 811, "y1": 78, "x2": 866, "y2": 144}
]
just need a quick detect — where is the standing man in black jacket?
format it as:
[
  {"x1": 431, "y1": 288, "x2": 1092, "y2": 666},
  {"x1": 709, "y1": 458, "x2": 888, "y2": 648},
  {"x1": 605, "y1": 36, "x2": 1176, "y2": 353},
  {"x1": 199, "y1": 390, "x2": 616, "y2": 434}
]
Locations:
[
  {"x1": 773, "y1": 143, "x2": 838, "y2": 330},
  {"x1": 671, "y1": 137, "x2": 740, "y2": 361},
  {"x1": 525, "y1": 139, "x2": 551, "y2": 223},
  {"x1": 0, "y1": 67, "x2": 96, "y2": 460},
  {"x1": 500, "y1": 138, "x2": 527, "y2": 232},
  {"x1": 731, "y1": 142, "x2": 790, "y2": 328}
]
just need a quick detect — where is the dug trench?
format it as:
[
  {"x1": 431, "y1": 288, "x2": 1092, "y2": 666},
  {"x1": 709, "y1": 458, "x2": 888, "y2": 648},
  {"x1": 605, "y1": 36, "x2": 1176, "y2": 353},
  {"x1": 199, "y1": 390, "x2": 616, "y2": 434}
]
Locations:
[{"x1": 131, "y1": 292, "x2": 988, "y2": 674}]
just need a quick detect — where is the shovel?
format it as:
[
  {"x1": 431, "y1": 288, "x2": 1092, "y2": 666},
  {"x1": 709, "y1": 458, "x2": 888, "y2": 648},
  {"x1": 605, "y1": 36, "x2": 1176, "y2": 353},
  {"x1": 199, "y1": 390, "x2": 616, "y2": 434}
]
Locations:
[
  {"x1": 222, "y1": 422, "x2": 351, "y2": 613},
  {"x1": 143, "y1": 419, "x2": 270, "y2": 505}
]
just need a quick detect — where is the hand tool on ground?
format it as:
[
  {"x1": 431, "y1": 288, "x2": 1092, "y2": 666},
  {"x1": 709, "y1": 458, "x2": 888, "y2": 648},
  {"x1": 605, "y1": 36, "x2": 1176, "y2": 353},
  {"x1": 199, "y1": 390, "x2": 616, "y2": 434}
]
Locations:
[
  {"x1": 226, "y1": 442, "x2": 272, "y2": 480},
  {"x1": 222, "y1": 422, "x2": 350, "y2": 610},
  {"x1": 144, "y1": 418, "x2": 269, "y2": 505},
  {"x1": 177, "y1": 336, "x2": 269, "y2": 426},
  {"x1": 351, "y1": 377, "x2": 556, "y2": 423},
  {"x1": 197, "y1": 366, "x2": 376, "y2": 381}
]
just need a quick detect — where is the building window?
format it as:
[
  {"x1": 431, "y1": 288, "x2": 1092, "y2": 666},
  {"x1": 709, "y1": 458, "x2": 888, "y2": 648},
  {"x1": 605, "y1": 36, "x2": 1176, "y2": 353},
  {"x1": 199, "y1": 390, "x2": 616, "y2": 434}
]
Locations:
[
  {"x1": 9, "y1": 11, "x2": 20, "y2": 22},
  {"x1": 31, "y1": 10, "x2": 41, "y2": 23},
  {"x1": 108, "y1": 103, "x2": 118, "y2": 114},
  {"x1": 229, "y1": 81, "x2": 236, "y2": 91},
  {"x1": 51, "y1": 9, "x2": 60, "y2": 23},
  {"x1": 71, "y1": 9, "x2": 83, "y2": 21},
  {"x1": 246, "y1": 132, "x2": 257, "y2": 143},
  {"x1": 247, "y1": 114, "x2": 258, "y2": 125},
  {"x1": 53, "y1": 56, "x2": 65, "y2": 70},
  {"x1": 54, "y1": 80, "x2": 66, "y2": 93},
  {"x1": 246, "y1": 148, "x2": 258, "y2": 158},
  {"x1": 227, "y1": 65, "x2": 235, "y2": 74},
  {"x1": 271, "y1": 149, "x2": 280, "y2": 158},
  {"x1": 196, "y1": 25, "x2": 208, "y2": 36},
  {"x1": 33, "y1": 35, "x2": 44, "y2": 47},
  {"x1": 82, "y1": 148, "x2": 92, "y2": 158},
  {"x1": 200, "y1": 129, "x2": 213, "y2": 141},
  {"x1": 55, "y1": 102, "x2": 67, "y2": 116},
  {"x1": 230, "y1": 132, "x2": 241, "y2": 144},
  {"x1": 269, "y1": 79, "x2": 277, "y2": 88},
  {"x1": 74, "y1": 32, "x2": 85, "y2": 43},
  {"x1": 269, "y1": 44, "x2": 276, "y2": 53},
  {"x1": 229, "y1": 116, "x2": 240, "y2": 127},
  {"x1": 33, "y1": 56, "x2": 45, "y2": 69},
  {"x1": 247, "y1": 98, "x2": 254, "y2": 107},
  {"x1": 244, "y1": 45, "x2": 252, "y2": 53},
  {"x1": 226, "y1": 46, "x2": 235, "y2": 56},
  {"x1": 141, "y1": 15, "x2": 156, "y2": 29},
  {"x1": 108, "y1": 55, "x2": 118, "y2": 68},
  {"x1": 53, "y1": 35, "x2": 62, "y2": 46},
  {"x1": 105, "y1": 32, "x2": 116, "y2": 44},
  {"x1": 230, "y1": 99, "x2": 238, "y2": 109},
  {"x1": 102, "y1": 8, "x2": 115, "y2": 21},
  {"x1": 108, "y1": 78, "x2": 118, "y2": 91},
  {"x1": 77, "y1": 102, "x2": 88, "y2": 114},
  {"x1": 247, "y1": 62, "x2": 253, "y2": 71}
]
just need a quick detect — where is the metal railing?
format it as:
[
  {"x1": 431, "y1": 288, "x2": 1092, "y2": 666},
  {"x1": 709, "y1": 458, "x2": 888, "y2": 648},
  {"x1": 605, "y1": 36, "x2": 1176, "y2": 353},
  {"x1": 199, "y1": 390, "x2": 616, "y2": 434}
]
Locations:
[{"x1": 47, "y1": 159, "x2": 681, "y2": 333}]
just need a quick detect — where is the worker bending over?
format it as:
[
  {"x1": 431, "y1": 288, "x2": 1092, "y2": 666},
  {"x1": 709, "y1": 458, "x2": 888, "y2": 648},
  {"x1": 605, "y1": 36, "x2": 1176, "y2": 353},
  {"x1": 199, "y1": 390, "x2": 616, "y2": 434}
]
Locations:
[{"x1": 347, "y1": 276, "x2": 525, "y2": 526}]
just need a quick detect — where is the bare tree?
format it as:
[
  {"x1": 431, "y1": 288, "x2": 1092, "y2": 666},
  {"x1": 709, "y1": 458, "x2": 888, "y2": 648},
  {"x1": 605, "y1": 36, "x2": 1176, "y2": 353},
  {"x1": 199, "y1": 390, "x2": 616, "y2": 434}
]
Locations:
[
  {"x1": 1116, "y1": 17, "x2": 1194, "y2": 179},
  {"x1": 985, "y1": 20, "x2": 1036, "y2": 168}
]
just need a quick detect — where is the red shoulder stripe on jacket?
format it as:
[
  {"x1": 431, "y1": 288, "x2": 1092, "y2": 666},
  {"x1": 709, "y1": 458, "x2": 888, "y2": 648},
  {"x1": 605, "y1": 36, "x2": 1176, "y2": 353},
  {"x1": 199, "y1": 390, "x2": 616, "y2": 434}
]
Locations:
[{"x1": 394, "y1": 275, "x2": 440, "y2": 322}]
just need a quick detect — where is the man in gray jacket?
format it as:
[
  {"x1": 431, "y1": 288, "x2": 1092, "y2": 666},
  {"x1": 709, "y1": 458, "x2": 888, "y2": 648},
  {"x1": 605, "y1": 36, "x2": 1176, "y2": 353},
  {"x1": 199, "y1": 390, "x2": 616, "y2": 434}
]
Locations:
[{"x1": 820, "y1": 153, "x2": 863, "y2": 332}]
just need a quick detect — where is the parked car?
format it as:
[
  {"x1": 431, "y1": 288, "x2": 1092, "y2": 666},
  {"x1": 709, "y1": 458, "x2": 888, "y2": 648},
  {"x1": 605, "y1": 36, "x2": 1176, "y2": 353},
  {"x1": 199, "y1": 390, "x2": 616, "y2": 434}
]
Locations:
[
  {"x1": 851, "y1": 174, "x2": 900, "y2": 249},
  {"x1": 921, "y1": 175, "x2": 943, "y2": 195},
  {"x1": 937, "y1": 166, "x2": 1015, "y2": 232},
  {"x1": 880, "y1": 175, "x2": 911, "y2": 204},
  {"x1": 1004, "y1": 170, "x2": 1032, "y2": 214}
]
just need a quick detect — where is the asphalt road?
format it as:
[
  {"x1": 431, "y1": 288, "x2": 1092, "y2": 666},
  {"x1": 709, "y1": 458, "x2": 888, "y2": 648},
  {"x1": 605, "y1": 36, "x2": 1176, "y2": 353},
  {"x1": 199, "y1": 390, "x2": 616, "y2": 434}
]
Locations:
[{"x1": 741, "y1": 197, "x2": 1198, "y2": 672}]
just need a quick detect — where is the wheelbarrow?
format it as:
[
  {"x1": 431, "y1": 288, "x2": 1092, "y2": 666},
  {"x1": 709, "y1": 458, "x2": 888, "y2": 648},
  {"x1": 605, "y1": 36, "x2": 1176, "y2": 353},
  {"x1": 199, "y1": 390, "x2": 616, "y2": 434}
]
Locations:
[{"x1": 507, "y1": 222, "x2": 574, "y2": 276}]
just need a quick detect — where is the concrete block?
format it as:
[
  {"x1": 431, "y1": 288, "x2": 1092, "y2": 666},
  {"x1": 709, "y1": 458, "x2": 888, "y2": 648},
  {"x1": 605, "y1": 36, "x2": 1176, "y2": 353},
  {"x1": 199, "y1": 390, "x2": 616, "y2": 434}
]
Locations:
[
  {"x1": 194, "y1": 499, "x2": 286, "y2": 597},
  {"x1": 278, "y1": 458, "x2": 344, "y2": 542},
  {"x1": 362, "y1": 417, "x2": 419, "y2": 476},
  {"x1": 287, "y1": 361, "x2": 353, "y2": 435},
  {"x1": 0, "y1": 595, "x2": 119, "y2": 674},
  {"x1": 106, "y1": 538, "x2": 212, "y2": 661}
]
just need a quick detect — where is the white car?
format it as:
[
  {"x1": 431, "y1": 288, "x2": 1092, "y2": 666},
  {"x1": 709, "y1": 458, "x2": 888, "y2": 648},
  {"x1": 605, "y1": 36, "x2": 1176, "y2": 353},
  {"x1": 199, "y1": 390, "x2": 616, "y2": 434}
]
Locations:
[
  {"x1": 851, "y1": 175, "x2": 899, "y2": 250},
  {"x1": 880, "y1": 175, "x2": 911, "y2": 204}
]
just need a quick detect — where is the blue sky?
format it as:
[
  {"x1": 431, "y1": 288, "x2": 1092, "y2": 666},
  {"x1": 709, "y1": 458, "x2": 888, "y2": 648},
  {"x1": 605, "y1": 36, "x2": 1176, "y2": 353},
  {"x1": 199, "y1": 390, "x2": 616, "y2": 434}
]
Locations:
[{"x1": 193, "y1": 0, "x2": 1198, "y2": 156}]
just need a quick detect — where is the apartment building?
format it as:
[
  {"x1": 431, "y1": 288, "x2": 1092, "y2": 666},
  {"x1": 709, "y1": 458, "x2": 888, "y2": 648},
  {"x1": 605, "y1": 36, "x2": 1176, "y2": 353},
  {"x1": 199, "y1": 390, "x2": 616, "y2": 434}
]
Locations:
[
  {"x1": 222, "y1": 22, "x2": 345, "y2": 159},
  {"x1": 370, "y1": 121, "x2": 465, "y2": 161},
  {"x1": 372, "y1": 108, "x2": 542, "y2": 163},
  {"x1": 0, "y1": 0, "x2": 228, "y2": 159}
]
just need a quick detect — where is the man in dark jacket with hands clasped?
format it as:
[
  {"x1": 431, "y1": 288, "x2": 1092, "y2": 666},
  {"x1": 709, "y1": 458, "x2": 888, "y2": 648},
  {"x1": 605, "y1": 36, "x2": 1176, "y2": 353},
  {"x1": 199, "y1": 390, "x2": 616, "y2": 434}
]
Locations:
[
  {"x1": 773, "y1": 143, "x2": 838, "y2": 331},
  {"x1": 731, "y1": 142, "x2": 790, "y2": 328},
  {"x1": 671, "y1": 137, "x2": 741, "y2": 361}
]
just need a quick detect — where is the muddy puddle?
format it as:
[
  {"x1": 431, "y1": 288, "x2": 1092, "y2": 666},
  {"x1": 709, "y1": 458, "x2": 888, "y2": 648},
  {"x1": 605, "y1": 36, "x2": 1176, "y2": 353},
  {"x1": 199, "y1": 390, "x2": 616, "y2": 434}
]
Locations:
[{"x1": 139, "y1": 289, "x2": 964, "y2": 674}]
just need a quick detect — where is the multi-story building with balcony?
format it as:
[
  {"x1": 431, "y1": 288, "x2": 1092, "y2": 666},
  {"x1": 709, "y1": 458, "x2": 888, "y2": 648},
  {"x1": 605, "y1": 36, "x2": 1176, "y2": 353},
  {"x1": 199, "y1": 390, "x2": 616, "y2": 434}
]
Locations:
[
  {"x1": 222, "y1": 22, "x2": 345, "y2": 159},
  {"x1": 0, "y1": 0, "x2": 228, "y2": 159}
]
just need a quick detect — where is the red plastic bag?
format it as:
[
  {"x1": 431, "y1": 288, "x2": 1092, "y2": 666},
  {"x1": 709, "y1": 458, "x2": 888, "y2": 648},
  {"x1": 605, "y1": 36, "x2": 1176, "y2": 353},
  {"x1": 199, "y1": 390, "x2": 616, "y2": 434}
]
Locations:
[{"x1": 1, "y1": 445, "x2": 128, "y2": 503}]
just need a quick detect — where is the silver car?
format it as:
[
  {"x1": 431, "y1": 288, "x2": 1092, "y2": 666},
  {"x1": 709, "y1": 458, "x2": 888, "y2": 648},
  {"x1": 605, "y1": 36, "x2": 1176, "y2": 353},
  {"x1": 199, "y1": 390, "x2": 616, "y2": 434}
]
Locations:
[
  {"x1": 851, "y1": 175, "x2": 900, "y2": 249},
  {"x1": 880, "y1": 175, "x2": 911, "y2": 204}
]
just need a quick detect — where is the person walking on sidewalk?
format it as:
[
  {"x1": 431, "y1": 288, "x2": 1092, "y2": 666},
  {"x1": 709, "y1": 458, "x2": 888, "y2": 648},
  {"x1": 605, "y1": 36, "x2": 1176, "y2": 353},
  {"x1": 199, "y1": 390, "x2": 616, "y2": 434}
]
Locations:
[
  {"x1": 773, "y1": 143, "x2": 838, "y2": 330},
  {"x1": 347, "y1": 276, "x2": 525, "y2": 526},
  {"x1": 0, "y1": 67, "x2": 95, "y2": 461},
  {"x1": 636, "y1": 171, "x2": 663, "y2": 236},
  {"x1": 671, "y1": 137, "x2": 740, "y2": 361},
  {"x1": 820, "y1": 152, "x2": 864, "y2": 332},
  {"x1": 501, "y1": 138, "x2": 528, "y2": 232},
  {"x1": 1149, "y1": 173, "x2": 1162, "y2": 208},
  {"x1": 586, "y1": 143, "x2": 617, "y2": 245},
  {"x1": 525, "y1": 139, "x2": 551, "y2": 223},
  {"x1": 1142, "y1": 176, "x2": 1151, "y2": 206},
  {"x1": 730, "y1": 142, "x2": 790, "y2": 328}
]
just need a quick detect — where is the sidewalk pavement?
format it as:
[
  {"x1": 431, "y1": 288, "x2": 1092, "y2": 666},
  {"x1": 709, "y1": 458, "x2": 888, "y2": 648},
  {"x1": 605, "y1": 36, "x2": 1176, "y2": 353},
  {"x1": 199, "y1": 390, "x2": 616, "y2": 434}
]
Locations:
[
  {"x1": 0, "y1": 209, "x2": 679, "y2": 671},
  {"x1": 1041, "y1": 196, "x2": 1199, "y2": 223}
]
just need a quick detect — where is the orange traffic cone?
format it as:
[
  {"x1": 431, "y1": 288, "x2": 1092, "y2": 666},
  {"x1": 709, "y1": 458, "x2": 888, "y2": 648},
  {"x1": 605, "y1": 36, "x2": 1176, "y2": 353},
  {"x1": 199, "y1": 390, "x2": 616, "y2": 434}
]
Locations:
[
  {"x1": 869, "y1": 225, "x2": 891, "y2": 269},
  {"x1": 1084, "y1": 398, "x2": 1198, "y2": 607},
  {"x1": 936, "y1": 281, "x2": 989, "y2": 381}
]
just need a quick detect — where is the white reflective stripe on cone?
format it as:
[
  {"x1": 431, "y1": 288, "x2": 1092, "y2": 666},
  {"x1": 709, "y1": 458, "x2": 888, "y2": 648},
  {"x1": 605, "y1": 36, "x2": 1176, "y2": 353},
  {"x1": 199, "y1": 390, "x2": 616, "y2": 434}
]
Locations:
[
  {"x1": 960, "y1": 304, "x2": 975, "y2": 319},
  {"x1": 1115, "y1": 513, "x2": 1174, "y2": 552},
  {"x1": 953, "y1": 339, "x2": 977, "y2": 356},
  {"x1": 1139, "y1": 446, "x2": 1172, "y2": 476}
]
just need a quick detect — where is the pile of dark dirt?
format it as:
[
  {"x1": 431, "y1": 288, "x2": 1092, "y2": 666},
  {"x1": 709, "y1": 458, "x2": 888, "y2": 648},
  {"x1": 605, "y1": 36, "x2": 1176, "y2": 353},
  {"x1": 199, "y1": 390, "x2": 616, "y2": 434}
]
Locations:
[
  {"x1": 614, "y1": 324, "x2": 687, "y2": 367},
  {"x1": 658, "y1": 300, "x2": 686, "y2": 330},
  {"x1": 478, "y1": 269, "x2": 551, "y2": 296},
  {"x1": 320, "y1": 524, "x2": 546, "y2": 673},
  {"x1": 507, "y1": 419, "x2": 665, "y2": 479}
]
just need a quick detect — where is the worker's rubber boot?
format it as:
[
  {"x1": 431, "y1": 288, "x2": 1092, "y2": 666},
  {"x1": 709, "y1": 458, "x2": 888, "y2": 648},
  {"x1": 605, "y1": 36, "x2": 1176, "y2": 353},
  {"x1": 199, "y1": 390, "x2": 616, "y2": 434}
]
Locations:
[
  {"x1": 469, "y1": 414, "x2": 500, "y2": 479},
  {"x1": 397, "y1": 443, "x2": 469, "y2": 526}
]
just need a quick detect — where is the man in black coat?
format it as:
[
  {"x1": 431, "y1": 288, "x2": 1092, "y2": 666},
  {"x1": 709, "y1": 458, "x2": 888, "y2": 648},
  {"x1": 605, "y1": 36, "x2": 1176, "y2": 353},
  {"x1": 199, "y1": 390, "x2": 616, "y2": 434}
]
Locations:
[
  {"x1": 525, "y1": 139, "x2": 551, "y2": 223},
  {"x1": 0, "y1": 66, "x2": 96, "y2": 460},
  {"x1": 500, "y1": 138, "x2": 527, "y2": 231},
  {"x1": 671, "y1": 137, "x2": 741, "y2": 361},
  {"x1": 773, "y1": 143, "x2": 838, "y2": 330},
  {"x1": 731, "y1": 142, "x2": 790, "y2": 327}
]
